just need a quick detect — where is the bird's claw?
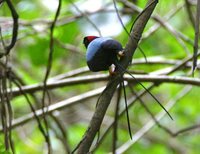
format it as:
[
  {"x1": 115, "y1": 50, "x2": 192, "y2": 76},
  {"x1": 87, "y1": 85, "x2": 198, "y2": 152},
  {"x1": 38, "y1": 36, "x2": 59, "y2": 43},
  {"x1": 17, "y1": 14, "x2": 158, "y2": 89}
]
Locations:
[
  {"x1": 118, "y1": 50, "x2": 125, "y2": 57},
  {"x1": 109, "y1": 64, "x2": 117, "y2": 76}
]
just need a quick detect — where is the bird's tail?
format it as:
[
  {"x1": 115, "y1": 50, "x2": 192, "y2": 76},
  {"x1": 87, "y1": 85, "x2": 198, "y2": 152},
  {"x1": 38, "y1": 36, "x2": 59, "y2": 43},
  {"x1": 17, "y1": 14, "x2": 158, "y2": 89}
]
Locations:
[{"x1": 115, "y1": 62, "x2": 173, "y2": 120}]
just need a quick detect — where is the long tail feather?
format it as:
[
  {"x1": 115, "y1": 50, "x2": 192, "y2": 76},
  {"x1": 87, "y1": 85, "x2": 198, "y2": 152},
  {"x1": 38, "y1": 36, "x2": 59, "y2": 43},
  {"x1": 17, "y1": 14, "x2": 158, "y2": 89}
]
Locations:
[
  {"x1": 116, "y1": 63, "x2": 173, "y2": 120},
  {"x1": 120, "y1": 78, "x2": 133, "y2": 139}
]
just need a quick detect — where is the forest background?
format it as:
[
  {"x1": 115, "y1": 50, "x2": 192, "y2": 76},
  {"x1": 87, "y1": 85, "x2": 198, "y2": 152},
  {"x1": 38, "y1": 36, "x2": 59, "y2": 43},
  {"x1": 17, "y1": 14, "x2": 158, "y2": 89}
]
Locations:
[{"x1": 0, "y1": 0, "x2": 200, "y2": 154}]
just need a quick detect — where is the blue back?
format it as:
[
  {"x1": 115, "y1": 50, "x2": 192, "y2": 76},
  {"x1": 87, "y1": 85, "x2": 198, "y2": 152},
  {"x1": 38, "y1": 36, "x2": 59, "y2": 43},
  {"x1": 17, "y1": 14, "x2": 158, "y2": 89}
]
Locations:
[{"x1": 86, "y1": 37, "x2": 112, "y2": 61}]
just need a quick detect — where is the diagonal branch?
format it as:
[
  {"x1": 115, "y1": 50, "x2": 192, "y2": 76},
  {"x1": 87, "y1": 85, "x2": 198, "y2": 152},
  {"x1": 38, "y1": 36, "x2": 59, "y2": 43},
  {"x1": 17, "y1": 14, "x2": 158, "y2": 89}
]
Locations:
[
  {"x1": 115, "y1": 85, "x2": 192, "y2": 153},
  {"x1": 0, "y1": 87, "x2": 105, "y2": 133},
  {"x1": 192, "y1": 0, "x2": 200, "y2": 73},
  {"x1": 76, "y1": 0, "x2": 158, "y2": 153}
]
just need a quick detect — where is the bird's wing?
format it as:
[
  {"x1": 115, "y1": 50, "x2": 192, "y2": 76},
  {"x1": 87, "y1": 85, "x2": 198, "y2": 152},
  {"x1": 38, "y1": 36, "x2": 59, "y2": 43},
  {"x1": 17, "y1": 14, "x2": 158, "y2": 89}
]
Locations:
[{"x1": 101, "y1": 39, "x2": 123, "y2": 52}]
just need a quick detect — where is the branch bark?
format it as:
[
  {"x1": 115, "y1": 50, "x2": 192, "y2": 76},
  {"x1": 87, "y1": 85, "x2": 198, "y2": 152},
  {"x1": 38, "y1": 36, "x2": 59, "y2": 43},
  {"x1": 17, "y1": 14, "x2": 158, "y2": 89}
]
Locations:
[
  {"x1": 76, "y1": 0, "x2": 158, "y2": 153},
  {"x1": 10, "y1": 74, "x2": 200, "y2": 97},
  {"x1": 0, "y1": 87, "x2": 105, "y2": 133},
  {"x1": 1, "y1": 0, "x2": 18, "y2": 57}
]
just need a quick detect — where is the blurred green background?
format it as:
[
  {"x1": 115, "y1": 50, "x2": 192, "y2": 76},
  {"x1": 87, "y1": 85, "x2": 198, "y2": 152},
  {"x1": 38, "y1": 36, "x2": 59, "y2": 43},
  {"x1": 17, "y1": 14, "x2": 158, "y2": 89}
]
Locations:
[{"x1": 0, "y1": 0, "x2": 200, "y2": 153}]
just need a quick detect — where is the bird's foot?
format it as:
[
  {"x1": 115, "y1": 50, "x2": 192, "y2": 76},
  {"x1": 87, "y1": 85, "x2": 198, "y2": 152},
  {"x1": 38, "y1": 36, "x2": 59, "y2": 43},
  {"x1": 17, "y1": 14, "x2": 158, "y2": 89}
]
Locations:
[
  {"x1": 109, "y1": 64, "x2": 117, "y2": 76},
  {"x1": 118, "y1": 50, "x2": 125, "y2": 57}
]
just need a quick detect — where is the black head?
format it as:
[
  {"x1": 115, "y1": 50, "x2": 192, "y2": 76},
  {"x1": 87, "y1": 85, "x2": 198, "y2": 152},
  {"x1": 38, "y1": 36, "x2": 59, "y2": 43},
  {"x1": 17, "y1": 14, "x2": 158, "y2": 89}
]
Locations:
[{"x1": 83, "y1": 36, "x2": 99, "y2": 48}]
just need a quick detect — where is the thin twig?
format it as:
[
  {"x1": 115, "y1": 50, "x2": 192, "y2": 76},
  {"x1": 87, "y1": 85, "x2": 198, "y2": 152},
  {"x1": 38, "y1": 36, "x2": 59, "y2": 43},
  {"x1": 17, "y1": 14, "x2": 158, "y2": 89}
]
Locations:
[
  {"x1": 50, "y1": 115, "x2": 71, "y2": 153},
  {"x1": 192, "y1": 0, "x2": 200, "y2": 73},
  {"x1": 115, "y1": 86, "x2": 192, "y2": 154},
  {"x1": 41, "y1": 0, "x2": 62, "y2": 153},
  {"x1": 120, "y1": 0, "x2": 193, "y2": 53},
  {"x1": 1, "y1": 0, "x2": 18, "y2": 57},
  {"x1": 11, "y1": 78, "x2": 49, "y2": 151},
  {"x1": 112, "y1": 86, "x2": 121, "y2": 154},
  {"x1": 143, "y1": 2, "x2": 184, "y2": 39},
  {"x1": 0, "y1": 87, "x2": 105, "y2": 133},
  {"x1": 91, "y1": 84, "x2": 154, "y2": 152},
  {"x1": 185, "y1": 0, "x2": 195, "y2": 28},
  {"x1": 69, "y1": 0, "x2": 102, "y2": 36}
]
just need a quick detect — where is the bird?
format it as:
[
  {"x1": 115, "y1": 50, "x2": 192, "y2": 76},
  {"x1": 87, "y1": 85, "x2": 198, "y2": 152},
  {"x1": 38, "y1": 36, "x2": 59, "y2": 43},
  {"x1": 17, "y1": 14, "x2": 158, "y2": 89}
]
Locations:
[
  {"x1": 83, "y1": 35, "x2": 134, "y2": 138},
  {"x1": 83, "y1": 36, "x2": 124, "y2": 74},
  {"x1": 83, "y1": 36, "x2": 173, "y2": 140},
  {"x1": 83, "y1": 35, "x2": 173, "y2": 118}
]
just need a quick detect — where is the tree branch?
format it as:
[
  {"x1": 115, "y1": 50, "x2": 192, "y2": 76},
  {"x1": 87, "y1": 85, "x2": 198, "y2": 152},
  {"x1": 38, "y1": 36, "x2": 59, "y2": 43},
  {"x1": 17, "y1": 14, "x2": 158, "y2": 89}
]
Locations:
[
  {"x1": 1, "y1": 0, "x2": 18, "y2": 57},
  {"x1": 76, "y1": 0, "x2": 158, "y2": 153},
  {"x1": 116, "y1": 85, "x2": 192, "y2": 153},
  {"x1": 192, "y1": 0, "x2": 200, "y2": 72},
  {"x1": 0, "y1": 87, "x2": 105, "y2": 133},
  {"x1": 10, "y1": 74, "x2": 200, "y2": 97}
]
